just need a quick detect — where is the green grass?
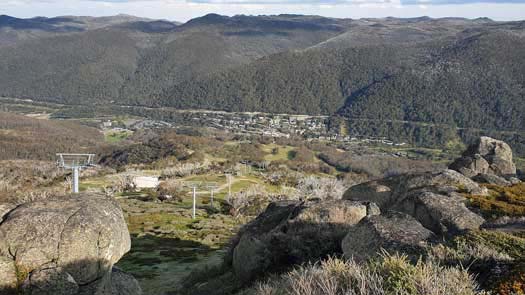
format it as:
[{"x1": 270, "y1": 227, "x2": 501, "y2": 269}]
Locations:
[
  {"x1": 261, "y1": 144, "x2": 295, "y2": 162},
  {"x1": 184, "y1": 174, "x2": 226, "y2": 183},
  {"x1": 78, "y1": 176, "x2": 111, "y2": 192},
  {"x1": 104, "y1": 130, "x2": 132, "y2": 143},
  {"x1": 116, "y1": 234, "x2": 225, "y2": 295}
]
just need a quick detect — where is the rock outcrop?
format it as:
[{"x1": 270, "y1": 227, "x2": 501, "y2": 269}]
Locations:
[
  {"x1": 0, "y1": 193, "x2": 141, "y2": 295},
  {"x1": 342, "y1": 212, "x2": 434, "y2": 261},
  {"x1": 344, "y1": 169, "x2": 487, "y2": 209},
  {"x1": 344, "y1": 170, "x2": 486, "y2": 236},
  {"x1": 449, "y1": 136, "x2": 517, "y2": 178},
  {"x1": 472, "y1": 173, "x2": 512, "y2": 186},
  {"x1": 229, "y1": 199, "x2": 379, "y2": 282},
  {"x1": 393, "y1": 191, "x2": 485, "y2": 235}
]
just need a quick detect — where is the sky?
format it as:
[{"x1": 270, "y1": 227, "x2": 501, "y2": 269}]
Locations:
[{"x1": 1, "y1": 0, "x2": 524, "y2": 22}]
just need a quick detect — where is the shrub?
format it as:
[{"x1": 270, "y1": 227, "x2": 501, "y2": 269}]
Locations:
[
  {"x1": 108, "y1": 174, "x2": 136, "y2": 193},
  {"x1": 157, "y1": 178, "x2": 185, "y2": 196},
  {"x1": 226, "y1": 184, "x2": 268, "y2": 217},
  {"x1": 160, "y1": 160, "x2": 211, "y2": 178},
  {"x1": 294, "y1": 176, "x2": 345, "y2": 200}
]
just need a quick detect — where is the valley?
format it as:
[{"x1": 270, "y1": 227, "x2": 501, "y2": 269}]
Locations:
[
  {"x1": 0, "y1": 11, "x2": 524, "y2": 295},
  {"x1": 0, "y1": 15, "x2": 524, "y2": 156}
]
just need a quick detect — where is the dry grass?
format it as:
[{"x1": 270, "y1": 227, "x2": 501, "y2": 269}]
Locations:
[
  {"x1": 255, "y1": 254, "x2": 484, "y2": 295},
  {"x1": 0, "y1": 160, "x2": 68, "y2": 204}
]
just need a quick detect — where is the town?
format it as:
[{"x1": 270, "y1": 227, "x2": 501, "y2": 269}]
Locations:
[{"x1": 102, "y1": 109, "x2": 406, "y2": 146}]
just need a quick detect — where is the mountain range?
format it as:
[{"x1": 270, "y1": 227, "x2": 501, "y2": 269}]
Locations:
[{"x1": 0, "y1": 13, "x2": 524, "y2": 152}]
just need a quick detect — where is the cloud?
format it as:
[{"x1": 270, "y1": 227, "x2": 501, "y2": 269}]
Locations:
[
  {"x1": 401, "y1": 0, "x2": 525, "y2": 4},
  {"x1": 79, "y1": 0, "x2": 525, "y2": 4}
]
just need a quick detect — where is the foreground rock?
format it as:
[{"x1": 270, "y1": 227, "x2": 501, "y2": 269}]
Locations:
[
  {"x1": 344, "y1": 170, "x2": 486, "y2": 236},
  {"x1": 449, "y1": 136, "x2": 517, "y2": 178},
  {"x1": 229, "y1": 199, "x2": 379, "y2": 282},
  {"x1": 342, "y1": 212, "x2": 434, "y2": 261},
  {"x1": 0, "y1": 193, "x2": 142, "y2": 295}
]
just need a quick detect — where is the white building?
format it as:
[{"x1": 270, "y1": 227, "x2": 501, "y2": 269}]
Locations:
[{"x1": 133, "y1": 176, "x2": 160, "y2": 189}]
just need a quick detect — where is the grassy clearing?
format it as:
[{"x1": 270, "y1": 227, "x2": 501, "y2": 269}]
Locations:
[
  {"x1": 261, "y1": 144, "x2": 296, "y2": 162},
  {"x1": 118, "y1": 194, "x2": 243, "y2": 294},
  {"x1": 117, "y1": 234, "x2": 225, "y2": 295},
  {"x1": 104, "y1": 130, "x2": 133, "y2": 143}
]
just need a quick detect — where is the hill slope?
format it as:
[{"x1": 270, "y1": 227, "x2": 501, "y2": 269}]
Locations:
[
  {"x1": 0, "y1": 14, "x2": 348, "y2": 105},
  {"x1": 0, "y1": 112, "x2": 103, "y2": 160}
]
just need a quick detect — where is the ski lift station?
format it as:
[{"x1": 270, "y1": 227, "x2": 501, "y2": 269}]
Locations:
[{"x1": 56, "y1": 153, "x2": 96, "y2": 193}]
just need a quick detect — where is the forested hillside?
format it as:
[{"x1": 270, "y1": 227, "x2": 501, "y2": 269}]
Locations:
[
  {"x1": 0, "y1": 14, "x2": 347, "y2": 105},
  {"x1": 161, "y1": 45, "x2": 408, "y2": 114},
  {"x1": 0, "y1": 14, "x2": 524, "y2": 153}
]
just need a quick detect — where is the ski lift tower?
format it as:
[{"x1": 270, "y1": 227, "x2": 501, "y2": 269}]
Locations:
[{"x1": 56, "y1": 153, "x2": 96, "y2": 193}]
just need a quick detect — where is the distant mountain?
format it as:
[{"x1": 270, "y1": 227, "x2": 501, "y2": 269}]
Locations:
[
  {"x1": 0, "y1": 14, "x2": 524, "y2": 152},
  {"x1": 0, "y1": 14, "x2": 162, "y2": 46}
]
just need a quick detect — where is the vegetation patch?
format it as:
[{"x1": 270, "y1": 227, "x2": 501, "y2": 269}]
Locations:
[
  {"x1": 255, "y1": 254, "x2": 482, "y2": 295},
  {"x1": 466, "y1": 183, "x2": 525, "y2": 218},
  {"x1": 261, "y1": 144, "x2": 295, "y2": 162},
  {"x1": 104, "y1": 130, "x2": 133, "y2": 143}
]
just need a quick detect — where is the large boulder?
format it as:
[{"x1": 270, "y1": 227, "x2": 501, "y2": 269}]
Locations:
[
  {"x1": 229, "y1": 199, "x2": 379, "y2": 282},
  {"x1": 344, "y1": 170, "x2": 487, "y2": 211},
  {"x1": 0, "y1": 193, "x2": 141, "y2": 295},
  {"x1": 393, "y1": 191, "x2": 485, "y2": 236},
  {"x1": 343, "y1": 170, "x2": 486, "y2": 236},
  {"x1": 342, "y1": 212, "x2": 434, "y2": 261},
  {"x1": 450, "y1": 137, "x2": 516, "y2": 178}
]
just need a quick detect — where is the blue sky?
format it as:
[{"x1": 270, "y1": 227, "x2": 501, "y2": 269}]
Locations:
[{"x1": 1, "y1": 0, "x2": 524, "y2": 22}]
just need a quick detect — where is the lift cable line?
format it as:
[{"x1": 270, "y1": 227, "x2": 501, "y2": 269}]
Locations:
[
  {"x1": 56, "y1": 153, "x2": 96, "y2": 193},
  {"x1": 182, "y1": 181, "x2": 220, "y2": 219},
  {"x1": 205, "y1": 182, "x2": 219, "y2": 208}
]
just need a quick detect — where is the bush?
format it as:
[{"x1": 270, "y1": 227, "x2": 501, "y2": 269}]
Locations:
[
  {"x1": 294, "y1": 176, "x2": 345, "y2": 200},
  {"x1": 160, "y1": 160, "x2": 211, "y2": 178},
  {"x1": 226, "y1": 184, "x2": 269, "y2": 217},
  {"x1": 429, "y1": 230, "x2": 525, "y2": 294}
]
